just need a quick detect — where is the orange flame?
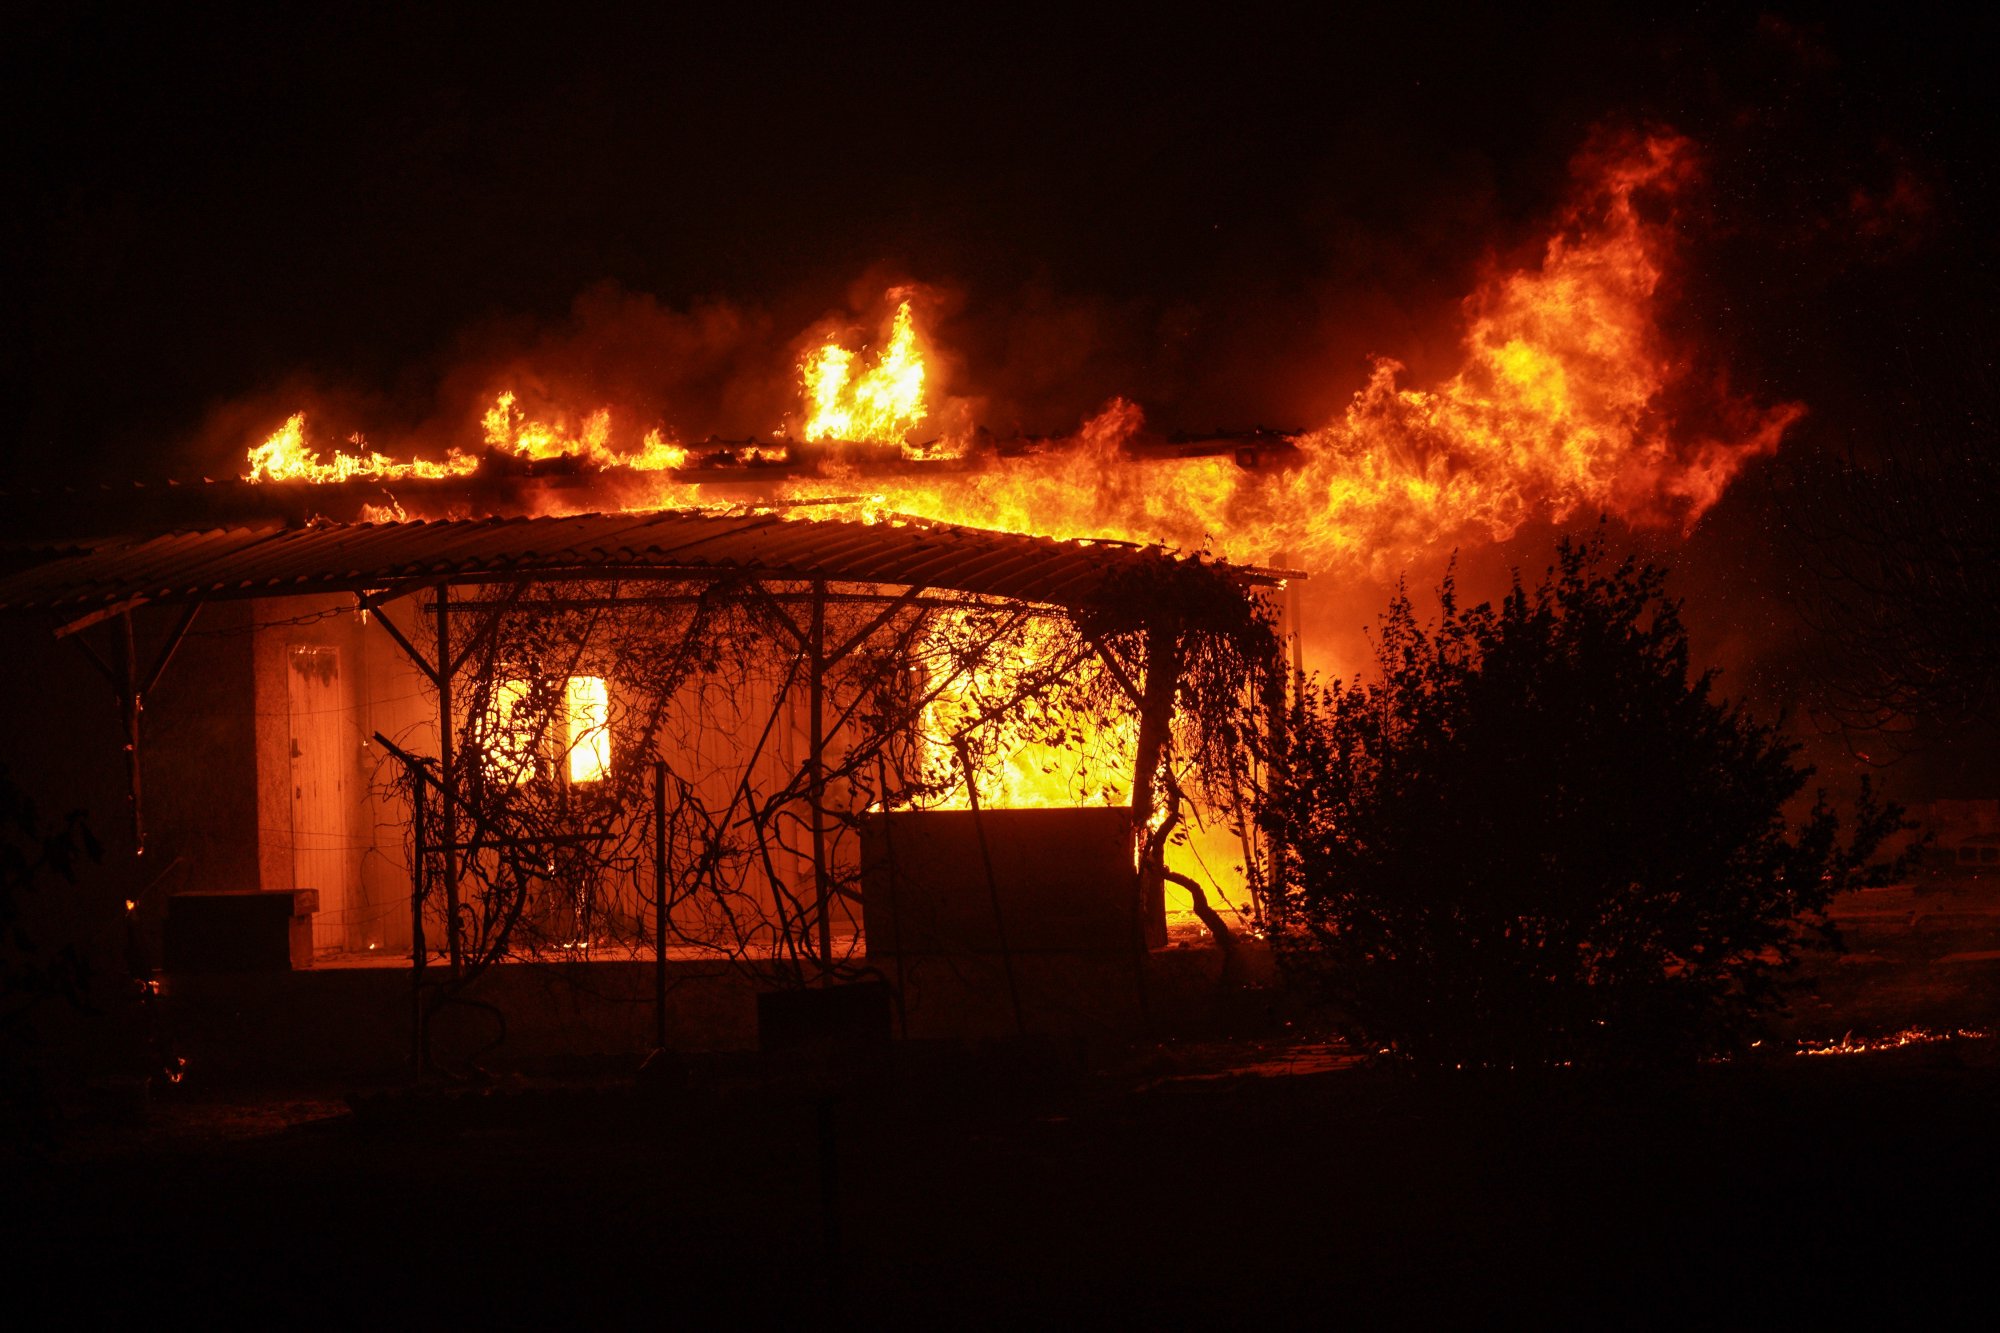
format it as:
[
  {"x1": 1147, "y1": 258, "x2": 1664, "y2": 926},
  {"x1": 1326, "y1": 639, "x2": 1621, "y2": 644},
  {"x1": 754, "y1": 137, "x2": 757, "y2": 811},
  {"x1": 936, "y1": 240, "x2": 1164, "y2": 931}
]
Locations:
[
  {"x1": 913, "y1": 610, "x2": 1135, "y2": 811},
  {"x1": 242, "y1": 134, "x2": 1793, "y2": 583},
  {"x1": 245, "y1": 399, "x2": 686, "y2": 484},
  {"x1": 800, "y1": 299, "x2": 929, "y2": 445},
  {"x1": 479, "y1": 392, "x2": 688, "y2": 471},
  {"x1": 840, "y1": 133, "x2": 1800, "y2": 574},
  {"x1": 243, "y1": 412, "x2": 479, "y2": 484},
  {"x1": 1796, "y1": 1027, "x2": 1991, "y2": 1057}
]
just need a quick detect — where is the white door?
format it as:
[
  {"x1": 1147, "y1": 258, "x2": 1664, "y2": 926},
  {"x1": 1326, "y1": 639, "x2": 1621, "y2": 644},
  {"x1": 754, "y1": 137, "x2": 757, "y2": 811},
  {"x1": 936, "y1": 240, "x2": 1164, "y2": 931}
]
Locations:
[{"x1": 288, "y1": 645, "x2": 357, "y2": 953}]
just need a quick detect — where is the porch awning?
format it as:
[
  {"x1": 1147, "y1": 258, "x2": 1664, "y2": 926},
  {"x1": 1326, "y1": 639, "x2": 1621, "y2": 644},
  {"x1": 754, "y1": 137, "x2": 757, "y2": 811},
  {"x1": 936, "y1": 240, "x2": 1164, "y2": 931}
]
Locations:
[{"x1": 0, "y1": 508, "x2": 1291, "y2": 623}]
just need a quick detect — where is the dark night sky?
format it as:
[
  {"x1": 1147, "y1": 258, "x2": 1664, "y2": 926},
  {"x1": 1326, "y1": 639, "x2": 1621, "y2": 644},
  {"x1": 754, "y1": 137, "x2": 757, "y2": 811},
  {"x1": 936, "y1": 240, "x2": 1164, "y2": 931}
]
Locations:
[{"x1": 11, "y1": 4, "x2": 1992, "y2": 482}]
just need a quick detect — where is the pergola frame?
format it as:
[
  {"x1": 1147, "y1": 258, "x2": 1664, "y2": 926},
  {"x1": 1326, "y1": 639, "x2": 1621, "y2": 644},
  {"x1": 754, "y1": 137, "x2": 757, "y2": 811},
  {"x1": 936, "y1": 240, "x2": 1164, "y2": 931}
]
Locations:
[{"x1": 2, "y1": 511, "x2": 1291, "y2": 1063}]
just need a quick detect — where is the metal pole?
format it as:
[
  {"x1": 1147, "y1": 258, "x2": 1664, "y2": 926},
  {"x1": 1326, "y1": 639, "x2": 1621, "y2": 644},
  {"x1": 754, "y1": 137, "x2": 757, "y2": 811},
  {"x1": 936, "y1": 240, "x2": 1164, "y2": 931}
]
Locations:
[
  {"x1": 958, "y1": 741, "x2": 1025, "y2": 1036},
  {"x1": 873, "y1": 754, "x2": 908, "y2": 1039},
  {"x1": 433, "y1": 582, "x2": 463, "y2": 975},
  {"x1": 121, "y1": 612, "x2": 146, "y2": 854},
  {"x1": 1121, "y1": 623, "x2": 1179, "y2": 1034},
  {"x1": 1286, "y1": 570, "x2": 1305, "y2": 691},
  {"x1": 1129, "y1": 623, "x2": 1180, "y2": 950},
  {"x1": 410, "y1": 768, "x2": 428, "y2": 1075},
  {"x1": 1261, "y1": 645, "x2": 1290, "y2": 914},
  {"x1": 807, "y1": 581, "x2": 832, "y2": 982},
  {"x1": 653, "y1": 759, "x2": 669, "y2": 1050}
]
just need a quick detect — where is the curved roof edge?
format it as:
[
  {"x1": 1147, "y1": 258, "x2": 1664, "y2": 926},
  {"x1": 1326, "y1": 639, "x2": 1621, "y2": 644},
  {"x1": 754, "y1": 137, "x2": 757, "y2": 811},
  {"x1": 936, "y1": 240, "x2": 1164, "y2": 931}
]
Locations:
[{"x1": 0, "y1": 509, "x2": 1298, "y2": 623}]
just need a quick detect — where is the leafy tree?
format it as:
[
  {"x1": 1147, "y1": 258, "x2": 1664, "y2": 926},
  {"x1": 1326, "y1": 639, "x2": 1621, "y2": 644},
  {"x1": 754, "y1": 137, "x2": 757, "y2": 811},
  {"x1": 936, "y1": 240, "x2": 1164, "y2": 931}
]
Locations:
[{"x1": 1258, "y1": 537, "x2": 1902, "y2": 1067}]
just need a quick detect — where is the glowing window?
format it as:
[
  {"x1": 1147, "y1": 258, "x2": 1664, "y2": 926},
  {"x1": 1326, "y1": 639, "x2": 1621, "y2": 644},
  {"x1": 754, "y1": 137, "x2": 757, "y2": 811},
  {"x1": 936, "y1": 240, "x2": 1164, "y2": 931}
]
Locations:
[
  {"x1": 484, "y1": 676, "x2": 610, "y2": 785},
  {"x1": 566, "y1": 676, "x2": 610, "y2": 783},
  {"x1": 487, "y1": 679, "x2": 538, "y2": 786}
]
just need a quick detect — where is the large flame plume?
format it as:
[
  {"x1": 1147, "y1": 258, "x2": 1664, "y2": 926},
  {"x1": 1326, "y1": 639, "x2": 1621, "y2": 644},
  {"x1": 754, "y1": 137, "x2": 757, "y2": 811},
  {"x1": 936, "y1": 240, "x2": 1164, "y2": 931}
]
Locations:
[
  {"x1": 822, "y1": 133, "x2": 1800, "y2": 573},
  {"x1": 228, "y1": 130, "x2": 1805, "y2": 852},
  {"x1": 241, "y1": 132, "x2": 1798, "y2": 582},
  {"x1": 799, "y1": 298, "x2": 929, "y2": 447}
]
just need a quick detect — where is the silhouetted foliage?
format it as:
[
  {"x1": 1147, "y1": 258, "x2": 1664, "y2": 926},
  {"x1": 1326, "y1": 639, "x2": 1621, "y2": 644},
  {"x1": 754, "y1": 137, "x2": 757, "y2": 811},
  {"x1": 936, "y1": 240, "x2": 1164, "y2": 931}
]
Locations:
[
  {"x1": 1, "y1": 768, "x2": 97, "y2": 1029},
  {"x1": 1258, "y1": 537, "x2": 1903, "y2": 1066},
  {"x1": 2, "y1": 766, "x2": 99, "y2": 1135}
]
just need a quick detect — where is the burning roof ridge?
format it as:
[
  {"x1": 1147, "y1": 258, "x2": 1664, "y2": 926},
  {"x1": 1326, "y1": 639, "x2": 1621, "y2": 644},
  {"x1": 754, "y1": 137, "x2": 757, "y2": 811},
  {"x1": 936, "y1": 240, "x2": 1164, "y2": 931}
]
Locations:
[
  {"x1": 308, "y1": 503, "x2": 1192, "y2": 564},
  {"x1": 0, "y1": 424, "x2": 1315, "y2": 498}
]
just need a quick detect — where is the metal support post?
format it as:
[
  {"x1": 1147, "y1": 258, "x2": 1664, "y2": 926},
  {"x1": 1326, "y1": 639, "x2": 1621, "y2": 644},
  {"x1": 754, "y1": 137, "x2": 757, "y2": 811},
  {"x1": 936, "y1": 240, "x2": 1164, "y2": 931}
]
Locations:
[
  {"x1": 807, "y1": 581, "x2": 832, "y2": 981},
  {"x1": 654, "y1": 759, "x2": 669, "y2": 1050},
  {"x1": 432, "y1": 582, "x2": 463, "y2": 975},
  {"x1": 410, "y1": 769, "x2": 429, "y2": 1074}
]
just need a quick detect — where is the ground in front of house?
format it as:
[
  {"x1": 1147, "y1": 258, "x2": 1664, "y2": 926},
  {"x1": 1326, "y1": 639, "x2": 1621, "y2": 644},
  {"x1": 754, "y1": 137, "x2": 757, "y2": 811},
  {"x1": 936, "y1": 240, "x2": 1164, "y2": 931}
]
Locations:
[{"x1": 7, "y1": 1031, "x2": 1997, "y2": 1324}]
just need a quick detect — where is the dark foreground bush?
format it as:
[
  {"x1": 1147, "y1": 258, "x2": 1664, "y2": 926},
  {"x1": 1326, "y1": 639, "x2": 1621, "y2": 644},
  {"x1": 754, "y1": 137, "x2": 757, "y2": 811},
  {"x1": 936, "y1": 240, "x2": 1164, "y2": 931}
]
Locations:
[{"x1": 1258, "y1": 538, "x2": 1901, "y2": 1067}]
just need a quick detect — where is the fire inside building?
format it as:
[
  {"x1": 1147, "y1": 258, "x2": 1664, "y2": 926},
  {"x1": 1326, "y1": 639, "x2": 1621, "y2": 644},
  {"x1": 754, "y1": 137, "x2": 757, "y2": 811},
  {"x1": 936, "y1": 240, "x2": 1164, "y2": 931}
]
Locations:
[{"x1": 0, "y1": 499, "x2": 1290, "y2": 1072}]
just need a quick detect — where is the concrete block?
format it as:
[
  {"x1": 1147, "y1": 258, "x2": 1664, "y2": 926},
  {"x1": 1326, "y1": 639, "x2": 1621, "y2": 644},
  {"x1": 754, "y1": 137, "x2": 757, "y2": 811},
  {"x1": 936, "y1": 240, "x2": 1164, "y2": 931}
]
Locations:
[
  {"x1": 163, "y1": 889, "x2": 317, "y2": 972},
  {"x1": 860, "y1": 807, "x2": 1147, "y2": 956}
]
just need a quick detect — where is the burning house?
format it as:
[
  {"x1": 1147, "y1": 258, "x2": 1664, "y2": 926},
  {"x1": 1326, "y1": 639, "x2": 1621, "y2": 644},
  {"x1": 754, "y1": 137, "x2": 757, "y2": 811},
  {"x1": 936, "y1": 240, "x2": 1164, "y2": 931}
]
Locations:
[
  {"x1": 15, "y1": 11, "x2": 2000, "y2": 1321},
  {"x1": 0, "y1": 130, "x2": 1818, "y2": 1076}
]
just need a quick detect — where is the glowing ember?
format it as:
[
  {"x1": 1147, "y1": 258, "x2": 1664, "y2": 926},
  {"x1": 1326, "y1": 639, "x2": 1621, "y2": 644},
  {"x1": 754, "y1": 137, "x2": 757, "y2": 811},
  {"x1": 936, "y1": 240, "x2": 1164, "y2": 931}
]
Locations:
[{"x1": 1796, "y1": 1027, "x2": 1992, "y2": 1057}]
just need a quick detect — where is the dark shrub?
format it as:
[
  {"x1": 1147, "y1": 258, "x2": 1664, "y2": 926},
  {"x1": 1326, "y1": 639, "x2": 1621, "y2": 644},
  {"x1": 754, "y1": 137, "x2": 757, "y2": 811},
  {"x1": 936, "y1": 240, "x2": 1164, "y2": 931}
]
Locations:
[{"x1": 1258, "y1": 538, "x2": 1901, "y2": 1066}]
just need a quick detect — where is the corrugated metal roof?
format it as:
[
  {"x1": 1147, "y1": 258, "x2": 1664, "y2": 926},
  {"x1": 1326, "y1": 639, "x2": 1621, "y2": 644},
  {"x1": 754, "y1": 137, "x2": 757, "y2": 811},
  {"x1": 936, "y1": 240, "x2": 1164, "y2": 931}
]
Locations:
[{"x1": 0, "y1": 509, "x2": 1287, "y2": 617}]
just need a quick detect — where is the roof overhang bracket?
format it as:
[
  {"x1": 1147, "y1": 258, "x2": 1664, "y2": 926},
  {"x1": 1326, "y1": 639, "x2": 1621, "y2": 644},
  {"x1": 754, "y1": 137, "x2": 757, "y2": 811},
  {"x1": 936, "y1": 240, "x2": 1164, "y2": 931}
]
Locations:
[
  {"x1": 55, "y1": 595, "x2": 152, "y2": 640},
  {"x1": 822, "y1": 583, "x2": 930, "y2": 669}
]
